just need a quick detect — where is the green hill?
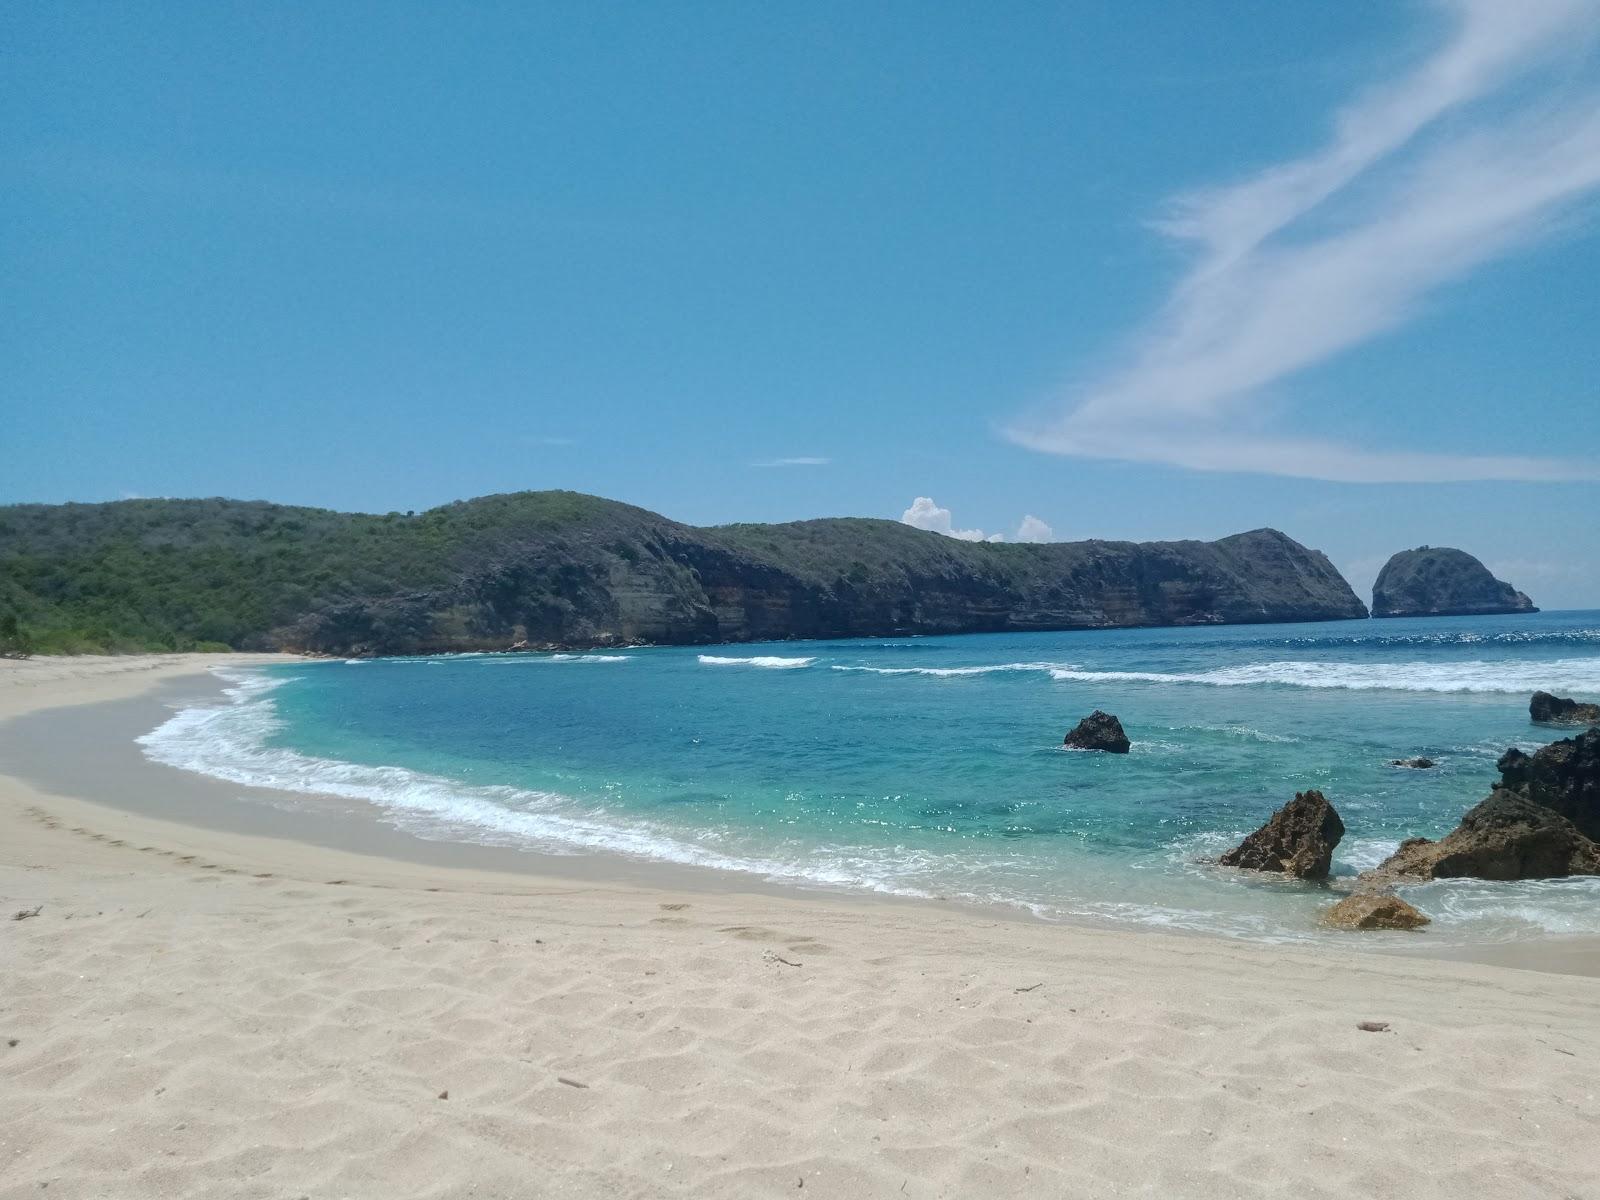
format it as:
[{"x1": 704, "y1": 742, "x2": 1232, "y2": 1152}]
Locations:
[{"x1": 0, "y1": 491, "x2": 1368, "y2": 655}]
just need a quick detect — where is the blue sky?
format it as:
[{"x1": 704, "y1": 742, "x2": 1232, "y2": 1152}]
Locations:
[{"x1": 5, "y1": 1, "x2": 1598, "y2": 606}]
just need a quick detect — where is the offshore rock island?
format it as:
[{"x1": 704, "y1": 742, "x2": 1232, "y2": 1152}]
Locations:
[
  {"x1": 1371, "y1": 546, "x2": 1537, "y2": 618},
  {"x1": 0, "y1": 491, "x2": 1368, "y2": 656}
]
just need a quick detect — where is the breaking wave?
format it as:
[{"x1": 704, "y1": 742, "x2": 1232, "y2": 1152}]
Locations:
[
  {"x1": 1046, "y1": 657, "x2": 1600, "y2": 694},
  {"x1": 698, "y1": 655, "x2": 815, "y2": 669},
  {"x1": 832, "y1": 661, "x2": 1068, "y2": 678},
  {"x1": 134, "y1": 670, "x2": 950, "y2": 898}
]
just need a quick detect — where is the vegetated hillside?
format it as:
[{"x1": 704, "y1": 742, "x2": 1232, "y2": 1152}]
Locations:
[
  {"x1": 1371, "y1": 546, "x2": 1537, "y2": 618},
  {"x1": 0, "y1": 491, "x2": 1368, "y2": 655}
]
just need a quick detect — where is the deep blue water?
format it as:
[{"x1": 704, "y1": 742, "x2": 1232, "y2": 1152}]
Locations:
[{"x1": 142, "y1": 611, "x2": 1600, "y2": 942}]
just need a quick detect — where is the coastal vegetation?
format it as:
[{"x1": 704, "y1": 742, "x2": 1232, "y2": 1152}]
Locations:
[{"x1": 0, "y1": 491, "x2": 1369, "y2": 655}]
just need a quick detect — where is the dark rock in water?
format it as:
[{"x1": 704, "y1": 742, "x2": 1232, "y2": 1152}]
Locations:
[
  {"x1": 1063, "y1": 711, "x2": 1130, "y2": 753},
  {"x1": 1219, "y1": 791, "x2": 1344, "y2": 879},
  {"x1": 1530, "y1": 691, "x2": 1600, "y2": 727},
  {"x1": 1494, "y1": 729, "x2": 1600, "y2": 841},
  {"x1": 1322, "y1": 893, "x2": 1430, "y2": 931},
  {"x1": 1390, "y1": 757, "x2": 1436, "y2": 769},
  {"x1": 1365, "y1": 730, "x2": 1600, "y2": 883},
  {"x1": 1367, "y1": 792, "x2": 1600, "y2": 883},
  {"x1": 1370, "y1": 546, "x2": 1536, "y2": 618}
]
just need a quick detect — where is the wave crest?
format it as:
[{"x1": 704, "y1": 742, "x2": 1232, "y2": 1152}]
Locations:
[
  {"x1": 1047, "y1": 657, "x2": 1600, "y2": 694},
  {"x1": 698, "y1": 655, "x2": 815, "y2": 669},
  {"x1": 832, "y1": 661, "x2": 1069, "y2": 678}
]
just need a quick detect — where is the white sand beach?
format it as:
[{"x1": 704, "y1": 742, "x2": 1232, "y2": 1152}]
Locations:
[{"x1": 3, "y1": 655, "x2": 1599, "y2": 1199}]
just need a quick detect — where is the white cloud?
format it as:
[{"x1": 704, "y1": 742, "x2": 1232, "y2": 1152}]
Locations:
[
  {"x1": 751, "y1": 456, "x2": 831, "y2": 467},
  {"x1": 899, "y1": 498, "x2": 1054, "y2": 543},
  {"x1": 901, "y1": 496, "x2": 996, "y2": 541},
  {"x1": 1014, "y1": 514, "x2": 1054, "y2": 543},
  {"x1": 1007, "y1": 0, "x2": 1600, "y2": 484}
]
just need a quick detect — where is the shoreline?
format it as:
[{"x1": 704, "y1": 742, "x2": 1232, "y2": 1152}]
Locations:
[
  {"x1": 6, "y1": 655, "x2": 1600, "y2": 1196},
  {"x1": 5, "y1": 653, "x2": 1600, "y2": 973}
]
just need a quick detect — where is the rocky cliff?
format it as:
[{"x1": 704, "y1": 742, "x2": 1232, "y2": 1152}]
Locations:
[
  {"x1": 1370, "y1": 546, "x2": 1536, "y2": 618},
  {"x1": 284, "y1": 503, "x2": 1369, "y2": 655},
  {"x1": 0, "y1": 491, "x2": 1369, "y2": 656}
]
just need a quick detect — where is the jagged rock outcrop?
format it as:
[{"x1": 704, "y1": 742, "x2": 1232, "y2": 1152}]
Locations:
[
  {"x1": 1366, "y1": 793, "x2": 1600, "y2": 883},
  {"x1": 1357, "y1": 730, "x2": 1600, "y2": 886},
  {"x1": 1219, "y1": 791, "x2": 1344, "y2": 879},
  {"x1": 1371, "y1": 547, "x2": 1536, "y2": 618},
  {"x1": 1494, "y1": 729, "x2": 1600, "y2": 841},
  {"x1": 1322, "y1": 893, "x2": 1430, "y2": 931},
  {"x1": 1366, "y1": 731, "x2": 1600, "y2": 883},
  {"x1": 1531, "y1": 691, "x2": 1600, "y2": 727},
  {"x1": 1390, "y1": 757, "x2": 1436, "y2": 769},
  {"x1": 1063, "y1": 711, "x2": 1130, "y2": 754}
]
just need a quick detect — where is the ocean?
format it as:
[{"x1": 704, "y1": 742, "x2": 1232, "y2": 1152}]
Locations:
[{"x1": 139, "y1": 611, "x2": 1600, "y2": 943}]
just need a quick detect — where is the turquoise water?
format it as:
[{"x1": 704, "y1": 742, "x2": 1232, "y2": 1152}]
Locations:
[{"x1": 141, "y1": 612, "x2": 1600, "y2": 942}]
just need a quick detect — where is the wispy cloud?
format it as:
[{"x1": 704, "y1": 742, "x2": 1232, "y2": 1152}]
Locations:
[
  {"x1": 899, "y1": 498, "x2": 1055, "y2": 543},
  {"x1": 751, "y1": 456, "x2": 831, "y2": 467},
  {"x1": 1007, "y1": 0, "x2": 1600, "y2": 483}
]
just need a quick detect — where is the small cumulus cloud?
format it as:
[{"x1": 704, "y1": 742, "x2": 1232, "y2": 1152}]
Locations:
[
  {"x1": 901, "y1": 497, "x2": 998, "y2": 541},
  {"x1": 751, "y1": 456, "x2": 831, "y2": 467},
  {"x1": 1014, "y1": 514, "x2": 1055, "y2": 543},
  {"x1": 899, "y1": 498, "x2": 1055, "y2": 544}
]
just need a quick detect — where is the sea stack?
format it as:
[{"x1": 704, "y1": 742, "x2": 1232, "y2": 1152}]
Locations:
[
  {"x1": 1370, "y1": 546, "x2": 1536, "y2": 618},
  {"x1": 1063, "y1": 711, "x2": 1130, "y2": 753}
]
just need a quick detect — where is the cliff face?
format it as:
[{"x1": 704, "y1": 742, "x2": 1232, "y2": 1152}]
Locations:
[
  {"x1": 285, "y1": 507, "x2": 1369, "y2": 655},
  {"x1": 0, "y1": 491, "x2": 1369, "y2": 655},
  {"x1": 1371, "y1": 547, "x2": 1537, "y2": 618}
]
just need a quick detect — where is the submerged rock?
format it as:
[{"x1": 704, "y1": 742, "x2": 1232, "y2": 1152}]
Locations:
[
  {"x1": 1322, "y1": 893, "x2": 1430, "y2": 931},
  {"x1": 1219, "y1": 791, "x2": 1344, "y2": 880},
  {"x1": 1367, "y1": 792, "x2": 1600, "y2": 883},
  {"x1": 1063, "y1": 710, "x2": 1130, "y2": 754},
  {"x1": 1530, "y1": 691, "x2": 1600, "y2": 727},
  {"x1": 1371, "y1": 546, "x2": 1536, "y2": 618},
  {"x1": 1494, "y1": 729, "x2": 1600, "y2": 841},
  {"x1": 1390, "y1": 757, "x2": 1436, "y2": 769}
]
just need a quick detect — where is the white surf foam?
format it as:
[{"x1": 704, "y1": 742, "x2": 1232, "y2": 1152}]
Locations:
[
  {"x1": 135, "y1": 669, "x2": 951, "y2": 902},
  {"x1": 698, "y1": 655, "x2": 815, "y2": 669},
  {"x1": 135, "y1": 666, "x2": 1600, "y2": 945},
  {"x1": 832, "y1": 661, "x2": 1069, "y2": 678},
  {"x1": 1047, "y1": 656, "x2": 1600, "y2": 694}
]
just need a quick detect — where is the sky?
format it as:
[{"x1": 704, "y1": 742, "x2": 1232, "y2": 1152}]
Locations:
[{"x1": 4, "y1": 1, "x2": 1599, "y2": 607}]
